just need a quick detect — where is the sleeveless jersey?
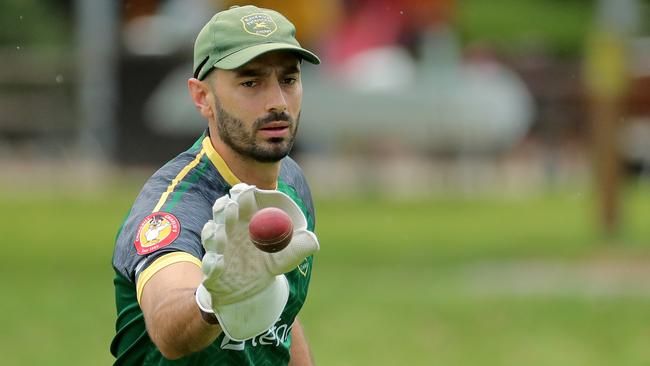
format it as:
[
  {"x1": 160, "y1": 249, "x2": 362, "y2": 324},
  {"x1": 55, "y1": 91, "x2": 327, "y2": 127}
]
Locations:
[{"x1": 110, "y1": 133, "x2": 316, "y2": 365}]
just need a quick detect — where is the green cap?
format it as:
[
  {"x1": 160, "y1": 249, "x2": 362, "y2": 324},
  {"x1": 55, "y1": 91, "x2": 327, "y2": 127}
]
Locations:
[{"x1": 193, "y1": 5, "x2": 321, "y2": 80}]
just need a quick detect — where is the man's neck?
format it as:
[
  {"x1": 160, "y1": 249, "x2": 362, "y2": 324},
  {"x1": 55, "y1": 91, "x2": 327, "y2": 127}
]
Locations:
[{"x1": 210, "y1": 135, "x2": 280, "y2": 190}]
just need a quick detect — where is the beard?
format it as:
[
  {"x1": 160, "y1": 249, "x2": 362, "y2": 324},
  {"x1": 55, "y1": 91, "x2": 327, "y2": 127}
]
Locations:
[{"x1": 214, "y1": 98, "x2": 300, "y2": 163}]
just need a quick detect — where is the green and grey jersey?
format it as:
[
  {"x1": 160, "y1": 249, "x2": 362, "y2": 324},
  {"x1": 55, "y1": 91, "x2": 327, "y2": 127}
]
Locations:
[{"x1": 110, "y1": 134, "x2": 316, "y2": 366}]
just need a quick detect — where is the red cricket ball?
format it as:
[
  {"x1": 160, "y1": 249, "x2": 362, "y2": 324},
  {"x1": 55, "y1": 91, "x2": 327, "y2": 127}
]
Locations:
[{"x1": 249, "y1": 207, "x2": 293, "y2": 253}]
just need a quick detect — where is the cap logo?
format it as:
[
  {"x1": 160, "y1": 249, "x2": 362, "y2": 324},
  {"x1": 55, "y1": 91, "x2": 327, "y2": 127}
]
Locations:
[{"x1": 241, "y1": 13, "x2": 277, "y2": 37}]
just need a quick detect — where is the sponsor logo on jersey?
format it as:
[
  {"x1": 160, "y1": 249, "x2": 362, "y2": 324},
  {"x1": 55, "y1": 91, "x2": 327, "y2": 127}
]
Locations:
[
  {"x1": 220, "y1": 319, "x2": 293, "y2": 351},
  {"x1": 134, "y1": 212, "x2": 180, "y2": 255},
  {"x1": 297, "y1": 258, "x2": 309, "y2": 277},
  {"x1": 241, "y1": 13, "x2": 277, "y2": 37}
]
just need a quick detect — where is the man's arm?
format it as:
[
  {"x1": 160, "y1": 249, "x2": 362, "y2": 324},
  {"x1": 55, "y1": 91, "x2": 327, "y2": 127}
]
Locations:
[
  {"x1": 289, "y1": 317, "x2": 315, "y2": 366},
  {"x1": 140, "y1": 261, "x2": 222, "y2": 360}
]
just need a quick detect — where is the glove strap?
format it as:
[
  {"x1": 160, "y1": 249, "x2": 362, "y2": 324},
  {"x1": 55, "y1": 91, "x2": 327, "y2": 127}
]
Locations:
[
  {"x1": 199, "y1": 308, "x2": 219, "y2": 325},
  {"x1": 195, "y1": 287, "x2": 219, "y2": 325}
]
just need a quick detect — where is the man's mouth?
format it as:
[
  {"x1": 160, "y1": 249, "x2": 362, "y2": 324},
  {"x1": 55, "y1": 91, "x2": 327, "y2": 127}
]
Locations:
[
  {"x1": 258, "y1": 122, "x2": 290, "y2": 137},
  {"x1": 259, "y1": 121, "x2": 289, "y2": 129}
]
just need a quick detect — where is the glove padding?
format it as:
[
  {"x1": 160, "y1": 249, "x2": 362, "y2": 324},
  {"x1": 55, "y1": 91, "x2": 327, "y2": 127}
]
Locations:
[{"x1": 196, "y1": 183, "x2": 319, "y2": 341}]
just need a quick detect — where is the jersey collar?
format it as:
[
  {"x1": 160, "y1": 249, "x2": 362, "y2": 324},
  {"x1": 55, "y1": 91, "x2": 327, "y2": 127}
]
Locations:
[{"x1": 202, "y1": 136, "x2": 241, "y2": 187}]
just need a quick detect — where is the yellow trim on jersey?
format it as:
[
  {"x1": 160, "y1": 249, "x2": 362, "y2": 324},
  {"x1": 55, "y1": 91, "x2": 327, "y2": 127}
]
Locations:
[
  {"x1": 202, "y1": 136, "x2": 241, "y2": 187},
  {"x1": 152, "y1": 148, "x2": 206, "y2": 212},
  {"x1": 136, "y1": 252, "x2": 202, "y2": 304}
]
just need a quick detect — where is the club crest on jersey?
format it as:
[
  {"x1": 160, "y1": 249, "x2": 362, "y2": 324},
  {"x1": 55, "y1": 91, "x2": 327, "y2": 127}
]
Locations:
[
  {"x1": 241, "y1": 13, "x2": 277, "y2": 37},
  {"x1": 134, "y1": 212, "x2": 180, "y2": 255}
]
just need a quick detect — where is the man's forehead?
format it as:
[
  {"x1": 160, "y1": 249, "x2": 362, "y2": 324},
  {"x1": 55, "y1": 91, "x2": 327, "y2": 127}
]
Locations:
[{"x1": 233, "y1": 51, "x2": 301, "y2": 74}]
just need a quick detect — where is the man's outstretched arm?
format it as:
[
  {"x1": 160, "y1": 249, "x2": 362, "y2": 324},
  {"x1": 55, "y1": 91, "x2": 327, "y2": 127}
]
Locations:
[{"x1": 140, "y1": 260, "x2": 222, "y2": 360}]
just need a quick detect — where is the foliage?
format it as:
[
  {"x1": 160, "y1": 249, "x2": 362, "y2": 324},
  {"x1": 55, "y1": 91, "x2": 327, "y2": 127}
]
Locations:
[
  {"x1": 456, "y1": 0, "x2": 595, "y2": 57},
  {"x1": 0, "y1": 0, "x2": 70, "y2": 46}
]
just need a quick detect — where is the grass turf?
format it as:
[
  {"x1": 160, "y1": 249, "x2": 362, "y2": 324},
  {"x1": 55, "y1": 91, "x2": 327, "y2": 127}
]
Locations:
[{"x1": 1, "y1": 183, "x2": 649, "y2": 365}]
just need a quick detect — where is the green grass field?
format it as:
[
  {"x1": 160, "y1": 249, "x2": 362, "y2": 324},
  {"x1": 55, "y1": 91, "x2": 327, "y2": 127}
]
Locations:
[{"x1": 1, "y1": 181, "x2": 649, "y2": 365}]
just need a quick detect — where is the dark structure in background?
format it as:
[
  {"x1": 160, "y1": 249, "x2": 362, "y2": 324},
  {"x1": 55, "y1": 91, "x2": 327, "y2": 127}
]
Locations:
[
  {"x1": 1, "y1": 0, "x2": 649, "y2": 180},
  {"x1": 117, "y1": 54, "x2": 197, "y2": 165}
]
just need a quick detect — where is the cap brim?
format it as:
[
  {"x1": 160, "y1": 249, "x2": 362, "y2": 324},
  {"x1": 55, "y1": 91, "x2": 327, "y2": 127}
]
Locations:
[
  {"x1": 213, "y1": 43, "x2": 321, "y2": 71},
  {"x1": 214, "y1": 275, "x2": 289, "y2": 342}
]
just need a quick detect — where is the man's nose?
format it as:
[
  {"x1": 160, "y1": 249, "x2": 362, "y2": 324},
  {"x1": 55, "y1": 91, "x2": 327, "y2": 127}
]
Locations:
[{"x1": 265, "y1": 80, "x2": 288, "y2": 113}]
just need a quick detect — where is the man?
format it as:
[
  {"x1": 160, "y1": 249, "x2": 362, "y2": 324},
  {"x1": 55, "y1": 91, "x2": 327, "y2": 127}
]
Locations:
[{"x1": 110, "y1": 5, "x2": 321, "y2": 365}]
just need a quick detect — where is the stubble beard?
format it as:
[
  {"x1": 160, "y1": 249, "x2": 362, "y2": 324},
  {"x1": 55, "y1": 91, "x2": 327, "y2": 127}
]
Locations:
[{"x1": 214, "y1": 98, "x2": 300, "y2": 163}]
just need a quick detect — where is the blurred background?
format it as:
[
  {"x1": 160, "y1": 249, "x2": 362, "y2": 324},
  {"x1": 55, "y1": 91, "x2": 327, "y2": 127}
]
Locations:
[{"x1": 1, "y1": 0, "x2": 649, "y2": 365}]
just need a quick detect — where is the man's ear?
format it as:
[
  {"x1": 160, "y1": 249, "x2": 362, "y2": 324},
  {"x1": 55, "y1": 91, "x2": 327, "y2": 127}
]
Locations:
[{"x1": 187, "y1": 78, "x2": 214, "y2": 120}]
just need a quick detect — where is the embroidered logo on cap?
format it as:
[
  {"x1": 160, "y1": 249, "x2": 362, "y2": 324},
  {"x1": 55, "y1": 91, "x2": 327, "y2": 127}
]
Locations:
[
  {"x1": 241, "y1": 13, "x2": 277, "y2": 37},
  {"x1": 134, "y1": 212, "x2": 180, "y2": 255}
]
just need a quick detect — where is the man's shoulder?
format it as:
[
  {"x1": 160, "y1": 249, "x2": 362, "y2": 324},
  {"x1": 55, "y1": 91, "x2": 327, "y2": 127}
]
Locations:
[
  {"x1": 278, "y1": 155, "x2": 315, "y2": 229},
  {"x1": 279, "y1": 156, "x2": 305, "y2": 180},
  {"x1": 143, "y1": 145, "x2": 230, "y2": 200},
  {"x1": 279, "y1": 156, "x2": 311, "y2": 195},
  {"x1": 149, "y1": 149, "x2": 205, "y2": 184},
  {"x1": 112, "y1": 146, "x2": 228, "y2": 283}
]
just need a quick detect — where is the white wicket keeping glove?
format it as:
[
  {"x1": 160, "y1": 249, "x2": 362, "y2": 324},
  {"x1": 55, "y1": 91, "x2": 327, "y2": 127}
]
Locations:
[{"x1": 195, "y1": 183, "x2": 319, "y2": 341}]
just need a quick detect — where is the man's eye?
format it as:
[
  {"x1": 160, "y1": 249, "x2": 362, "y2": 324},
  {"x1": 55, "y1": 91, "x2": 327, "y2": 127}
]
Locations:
[
  {"x1": 282, "y1": 78, "x2": 296, "y2": 85},
  {"x1": 241, "y1": 81, "x2": 257, "y2": 87}
]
